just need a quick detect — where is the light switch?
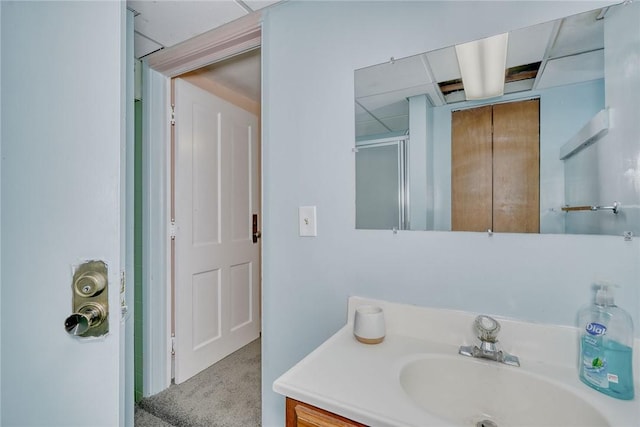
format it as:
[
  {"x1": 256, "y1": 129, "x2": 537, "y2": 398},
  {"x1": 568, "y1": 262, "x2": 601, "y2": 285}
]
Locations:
[{"x1": 299, "y1": 206, "x2": 317, "y2": 237}]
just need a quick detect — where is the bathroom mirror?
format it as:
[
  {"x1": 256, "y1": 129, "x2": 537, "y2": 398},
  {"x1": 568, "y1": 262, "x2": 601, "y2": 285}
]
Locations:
[{"x1": 354, "y1": 3, "x2": 640, "y2": 235}]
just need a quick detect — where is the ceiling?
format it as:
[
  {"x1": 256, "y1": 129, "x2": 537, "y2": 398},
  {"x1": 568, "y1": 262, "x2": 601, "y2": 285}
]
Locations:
[
  {"x1": 128, "y1": 0, "x2": 281, "y2": 102},
  {"x1": 355, "y1": 7, "x2": 607, "y2": 139},
  {"x1": 127, "y1": 3, "x2": 607, "y2": 127},
  {"x1": 128, "y1": 0, "x2": 279, "y2": 59}
]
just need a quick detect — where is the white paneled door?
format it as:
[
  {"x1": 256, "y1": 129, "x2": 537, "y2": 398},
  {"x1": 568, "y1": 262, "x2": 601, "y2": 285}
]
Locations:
[{"x1": 174, "y1": 78, "x2": 261, "y2": 384}]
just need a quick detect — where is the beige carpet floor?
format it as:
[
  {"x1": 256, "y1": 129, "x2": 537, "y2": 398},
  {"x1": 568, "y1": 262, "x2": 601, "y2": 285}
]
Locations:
[{"x1": 136, "y1": 338, "x2": 261, "y2": 427}]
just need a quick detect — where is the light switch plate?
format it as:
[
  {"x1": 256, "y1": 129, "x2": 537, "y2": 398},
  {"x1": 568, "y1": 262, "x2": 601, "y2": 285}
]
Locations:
[{"x1": 299, "y1": 206, "x2": 317, "y2": 237}]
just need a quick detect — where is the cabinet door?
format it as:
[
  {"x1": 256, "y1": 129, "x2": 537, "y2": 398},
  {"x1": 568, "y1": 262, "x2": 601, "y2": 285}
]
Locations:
[
  {"x1": 286, "y1": 398, "x2": 367, "y2": 427},
  {"x1": 451, "y1": 99, "x2": 540, "y2": 233},
  {"x1": 451, "y1": 105, "x2": 493, "y2": 231},
  {"x1": 492, "y1": 99, "x2": 540, "y2": 233}
]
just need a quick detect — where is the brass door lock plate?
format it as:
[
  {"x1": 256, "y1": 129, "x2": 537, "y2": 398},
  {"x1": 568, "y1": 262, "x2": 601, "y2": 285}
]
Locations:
[{"x1": 65, "y1": 260, "x2": 109, "y2": 338}]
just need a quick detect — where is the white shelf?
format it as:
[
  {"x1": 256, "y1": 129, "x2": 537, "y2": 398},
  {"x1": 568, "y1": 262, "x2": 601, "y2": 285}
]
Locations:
[{"x1": 559, "y1": 108, "x2": 609, "y2": 160}]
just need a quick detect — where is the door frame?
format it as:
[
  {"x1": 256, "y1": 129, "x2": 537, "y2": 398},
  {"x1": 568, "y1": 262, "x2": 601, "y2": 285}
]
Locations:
[{"x1": 141, "y1": 12, "x2": 263, "y2": 396}]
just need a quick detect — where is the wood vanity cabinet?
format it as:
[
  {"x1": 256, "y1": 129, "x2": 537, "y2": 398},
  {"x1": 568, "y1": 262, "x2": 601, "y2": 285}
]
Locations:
[{"x1": 286, "y1": 397, "x2": 368, "y2": 427}]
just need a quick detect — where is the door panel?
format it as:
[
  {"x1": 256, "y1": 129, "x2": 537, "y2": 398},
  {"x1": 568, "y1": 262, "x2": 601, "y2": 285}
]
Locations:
[
  {"x1": 230, "y1": 262, "x2": 253, "y2": 329},
  {"x1": 451, "y1": 105, "x2": 493, "y2": 231},
  {"x1": 192, "y1": 269, "x2": 222, "y2": 348},
  {"x1": 192, "y1": 104, "x2": 221, "y2": 245},
  {"x1": 232, "y1": 122, "x2": 253, "y2": 241},
  {"x1": 493, "y1": 99, "x2": 540, "y2": 233},
  {"x1": 174, "y1": 78, "x2": 260, "y2": 384},
  {"x1": 1, "y1": 1, "x2": 127, "y2": 425}
]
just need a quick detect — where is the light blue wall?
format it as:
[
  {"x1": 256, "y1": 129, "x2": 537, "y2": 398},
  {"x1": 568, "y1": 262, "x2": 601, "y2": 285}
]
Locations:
[
  {"x1": 261, "y1": 2, "x2": 635, "y2": 426},
  {"x1": 430, "y1": 79, "x2": 605, "y2": 233},
  {"x1": 0, "y1": 2, "x2": 2, "y2": 416}
]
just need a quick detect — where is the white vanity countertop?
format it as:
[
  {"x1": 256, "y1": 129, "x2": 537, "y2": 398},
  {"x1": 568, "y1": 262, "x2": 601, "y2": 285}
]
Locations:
[{"x1": 272, "y1": 296, "x2": 640, "y2": 427}]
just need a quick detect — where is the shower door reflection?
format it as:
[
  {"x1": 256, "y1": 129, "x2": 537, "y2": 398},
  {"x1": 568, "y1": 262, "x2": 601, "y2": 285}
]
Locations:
[{"x1": 355, "y1": 137, "x2": 408, "y2": 230}]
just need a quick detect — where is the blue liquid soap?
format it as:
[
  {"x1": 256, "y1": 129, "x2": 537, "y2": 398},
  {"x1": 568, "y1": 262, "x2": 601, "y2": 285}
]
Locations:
[
  {"x1": 580, "y1": 337, "x2": 634, "y2": 400},
  {"x1": 578, "y1": 283, "x2": 635, "y2": 400}
]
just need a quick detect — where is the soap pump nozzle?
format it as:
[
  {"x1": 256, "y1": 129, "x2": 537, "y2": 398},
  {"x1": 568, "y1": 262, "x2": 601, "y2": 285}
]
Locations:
[{"x1": 593, "y1": 282, "x2": 616, "y2": 307}]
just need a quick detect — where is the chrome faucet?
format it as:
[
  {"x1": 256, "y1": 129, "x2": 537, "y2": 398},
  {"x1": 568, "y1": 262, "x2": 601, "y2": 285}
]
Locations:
[{"x1": 458, "y1": 315, "x2": 520, "y2": 367}]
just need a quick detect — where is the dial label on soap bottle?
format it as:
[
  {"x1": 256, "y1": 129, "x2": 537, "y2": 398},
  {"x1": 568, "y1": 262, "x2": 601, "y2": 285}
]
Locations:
[{"x1": 586, "y1": 322, "x2": 607, "y2": 336}]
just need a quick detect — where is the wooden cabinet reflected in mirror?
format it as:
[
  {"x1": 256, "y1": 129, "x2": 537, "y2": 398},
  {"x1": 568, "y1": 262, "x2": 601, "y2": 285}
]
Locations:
[{"x1": 452, "y1": 99, "x2": 539, "y2": 233}]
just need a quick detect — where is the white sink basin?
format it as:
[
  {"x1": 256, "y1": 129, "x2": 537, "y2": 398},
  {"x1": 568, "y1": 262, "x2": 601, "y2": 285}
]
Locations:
[{"x1": 399, "y1": 355, "x2": 610, "y2": 427}]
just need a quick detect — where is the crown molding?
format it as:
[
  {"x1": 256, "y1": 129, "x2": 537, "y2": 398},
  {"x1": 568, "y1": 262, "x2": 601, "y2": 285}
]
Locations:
[{"x1": 145, "y1": 12, "x2": 261, "y2": 77}]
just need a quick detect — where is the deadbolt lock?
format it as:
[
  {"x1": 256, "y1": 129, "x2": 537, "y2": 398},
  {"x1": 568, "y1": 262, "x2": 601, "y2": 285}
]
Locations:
[
  {"x1": 74, "y1": 270, "x2": 107, "y2": 297},
  {"x1": 65, "y1": 260, "x2": 109, "y2": 338}
]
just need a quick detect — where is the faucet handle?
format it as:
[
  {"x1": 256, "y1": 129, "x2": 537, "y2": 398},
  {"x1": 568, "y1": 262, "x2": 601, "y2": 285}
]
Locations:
[{"x1": 474, "y1": 315, "x2": 500, "y2": 342}]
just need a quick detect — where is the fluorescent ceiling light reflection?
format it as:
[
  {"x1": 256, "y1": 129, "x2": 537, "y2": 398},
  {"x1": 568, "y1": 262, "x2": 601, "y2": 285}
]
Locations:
[{"x1": 455, "y1": 33, "x2": 509, "y2": 100}]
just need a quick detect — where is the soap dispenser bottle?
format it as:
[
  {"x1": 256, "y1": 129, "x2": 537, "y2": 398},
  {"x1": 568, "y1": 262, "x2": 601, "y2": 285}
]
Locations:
[{"x1": 578, "y1": 282, "x2": 634, "y2": 400}]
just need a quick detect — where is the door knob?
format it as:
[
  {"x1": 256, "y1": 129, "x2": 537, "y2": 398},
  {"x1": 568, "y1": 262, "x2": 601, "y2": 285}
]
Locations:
[
  {"x1": 65, "y1": 303, "x2": 107, "y2": 336},
  {"x1": 252, "y1": 214, "x2": 261, "y2": 243}
]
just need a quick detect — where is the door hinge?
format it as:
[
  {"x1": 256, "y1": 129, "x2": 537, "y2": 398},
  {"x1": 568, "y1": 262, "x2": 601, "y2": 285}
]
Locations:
[
  {"x1": 170, "y1": 104, "x2": 175, "y2": 126},
  {"x1": 170, "y1": 220, "x2": 176, "y2": 240}
]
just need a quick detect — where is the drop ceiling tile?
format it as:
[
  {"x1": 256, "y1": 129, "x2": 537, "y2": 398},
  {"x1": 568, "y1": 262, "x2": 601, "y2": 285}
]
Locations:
[
  {"x1": 355, "y1": 102, "x2": 371, "y2": 123},
  {"x1": 504, "y1": 79, "x2": 535, "y2": 95},
  {"x1": 355, "y1": 54, "x2": 433, "y2": 98},
  {"x1": 379, "y1": 115, "x2": 409, "y2": 133},
  {"x1": 243, "y1": 1, "x2": 280, "y2": 11},
  {"x1": 367, "y1": 99, "x2": 409, "y2": 121},
  {"x1": 549, "y1": 9, "x2": 604, "y2": 59},
  {"x1": 356, "y1": 121, "x2": 391, "y2": 139},
  {"x1": 353, "y1": 7, "x2": 607, "y2": 111},
  {"x1": 425, "y1": 46, "x2": 460, "y2": 83},
  {"x1": 507, "y1": 20, "x2": 555, "y2": 68},
  {"x1": 444, "y1": 91, "x2": 466, "y2": 104},
  {"x1": 536, "y1": 50, "x2": 604, "y2": 90},
  {"x1": 355, "y1": 99, "x2": 409, "y2": 138},
  {"x1": 356, "y1": 84, "x2": 434, "y2": 113},
  {"x1": 129, "y1": 0, "x2": 247, "y2": 48}
]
